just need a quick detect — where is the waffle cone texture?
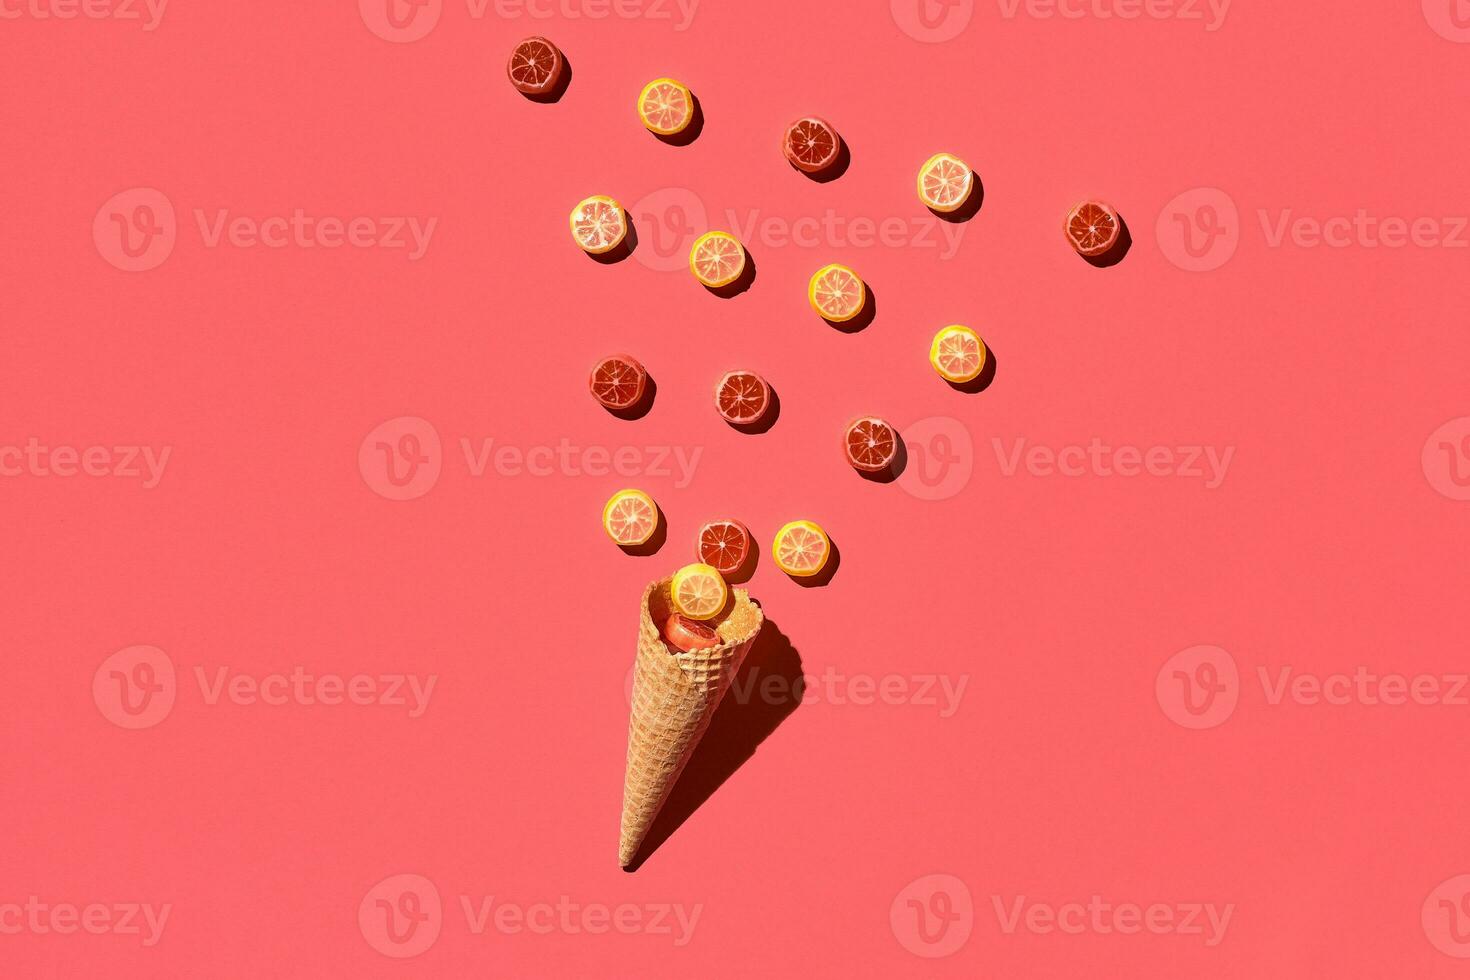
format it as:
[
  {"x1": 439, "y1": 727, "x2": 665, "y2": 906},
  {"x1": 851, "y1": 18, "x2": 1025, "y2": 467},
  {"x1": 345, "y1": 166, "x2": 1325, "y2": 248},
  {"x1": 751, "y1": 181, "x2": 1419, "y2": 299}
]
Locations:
[{"x1": 619, "y1": 577, "x2": 764, "y2": 867}]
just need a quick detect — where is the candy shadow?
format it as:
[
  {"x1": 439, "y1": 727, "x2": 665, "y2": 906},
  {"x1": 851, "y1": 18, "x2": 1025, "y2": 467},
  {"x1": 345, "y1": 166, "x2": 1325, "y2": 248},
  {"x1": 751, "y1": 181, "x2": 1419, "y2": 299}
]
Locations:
[
  {"x1": 619, "y1": 507, "x2": 666, "y2": 557},
  {"x1": 793, "y1": 537, "x2": 840, "y2": 588},
  {"x1": 726, "y1": 383, "x2": 780, "y2": 435},
  {"x1": 607, "y1": 373, "x2": 657, "y2": 421},
  {"x1": 705, "y1": 250, "x2": 756, "y2": 299},
  {"x1": 794, "y1": 138, "x2": 850, "y2": 183},
  {"x1": 930, "y1": 174, "x2": 984, "y2": 223},
  {"x1": 654, "y1": 94, "x2": 704, "y2": 147},
  {"x1": 945, "y1": 347, "x2": 997, "y2": 395},
  {"x1": 857, "y1": 432, "x2": 907, "y2": 484},
  {"x1": 1082, "y1": 214, "x2": 1131, "y2": 268},
  {"x1": 522, "y1": 56, "x2": 572, "y2": 104},
  {"x1": 621, "y1": 618, "x2": 802, "y2": 871},
  {"x1": 724, "y1": 536, "x2": 758, "y2": 585},
  {"x1": 825, "y1": 284, "x2": 877, "y2": 334},
  {"x1": 588, "y1": 218, "x2": 638, "y2": 265}
]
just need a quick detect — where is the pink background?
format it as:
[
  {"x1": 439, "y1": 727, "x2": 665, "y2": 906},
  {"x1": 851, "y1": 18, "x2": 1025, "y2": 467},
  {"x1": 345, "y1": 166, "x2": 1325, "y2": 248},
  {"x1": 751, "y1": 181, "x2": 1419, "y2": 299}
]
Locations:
[{"x1": 5, "y1": 0, "x2": 1470, "y2": 976}]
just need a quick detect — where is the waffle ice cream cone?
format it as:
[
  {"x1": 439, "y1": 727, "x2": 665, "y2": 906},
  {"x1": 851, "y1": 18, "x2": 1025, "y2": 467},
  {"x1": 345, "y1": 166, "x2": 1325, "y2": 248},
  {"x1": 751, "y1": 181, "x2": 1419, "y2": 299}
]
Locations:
[{"x1": 619, "y1": 577, "x2": 764, "y2": 867}]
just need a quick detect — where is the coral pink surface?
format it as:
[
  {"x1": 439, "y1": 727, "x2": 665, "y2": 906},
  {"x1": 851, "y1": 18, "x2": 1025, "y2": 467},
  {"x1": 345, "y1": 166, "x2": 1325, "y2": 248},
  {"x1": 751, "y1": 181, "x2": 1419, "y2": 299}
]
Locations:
[{"x1": 4, "y1": 1, "x2": 1470, "y2": 976}]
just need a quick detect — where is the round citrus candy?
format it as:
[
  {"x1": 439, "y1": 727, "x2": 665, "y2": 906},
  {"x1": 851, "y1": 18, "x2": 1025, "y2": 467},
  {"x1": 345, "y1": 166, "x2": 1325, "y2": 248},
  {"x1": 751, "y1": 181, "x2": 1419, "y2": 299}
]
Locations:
[
  {"x1": 602, "y1": 489, "x2": 658, "y2": 546},
  {"x1": 917, "y1": 152, "x2": 973, "y2": 212},
  {"x1": 1064, "y1": 200, "x2": 1120, "y2": 257},
  {"x1": 696, "y1": 519, "x2": 752, "y2": 575},
  {"x1": 713, "y1": 370, "x2": 770, "y2": 425},
  {"x1": 637, "y1": 78, "x2": 693, "y2": 135},
  {"x1": 844, "y1": 417, "x2": 898, "y2": 473},
  {"x1": 662, "y1": 614, "x2": 720, "y2": 653},
  {"x1": 772, "y1": 520, "x2": 830, "y2": 577},
  {"x1": 808, "y1": 263, "x2": 865, "y2": 322},
  {"x1": 689, "y1": 231, "x2": 746, "y2": 287},
  {"x1": 929, "y1": 325, "x2": 987, "y2": 383},
  {"x1": 507, "y1": 36, "x2": 564, "y2": 95},
  {"x1": 589, "y1": 354, "x2": 647, "y2": 411},
  {"x1": 783, "y1": 117, "x2": 841, "y2": 173},
  {"x1": 669, "y1": 562, "x2": 729, "y2": 620},
  {"x1": 570, "y1": 195, "x2": 628, "y2": 254}
]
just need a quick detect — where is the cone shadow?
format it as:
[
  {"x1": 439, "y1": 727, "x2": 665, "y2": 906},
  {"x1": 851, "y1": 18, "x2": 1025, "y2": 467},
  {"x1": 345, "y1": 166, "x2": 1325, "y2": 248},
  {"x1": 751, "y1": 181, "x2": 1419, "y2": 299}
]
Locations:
[{"x1": 622, "y1": 619, "x2": 803, "y2": 871}]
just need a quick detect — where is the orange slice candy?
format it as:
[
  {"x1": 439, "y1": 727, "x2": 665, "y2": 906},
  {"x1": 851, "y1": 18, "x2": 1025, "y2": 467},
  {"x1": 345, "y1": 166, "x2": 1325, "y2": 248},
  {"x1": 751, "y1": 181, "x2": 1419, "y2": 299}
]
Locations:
[
  {"x1": 773, "y1": 520, "x2": 830, "y2": 578},
  {"x1": 929, "y1": 325, "x2": 986, "y2": 383},
  {"x1": 1065, "y1": 200, "x2": 1120, "y2": 257},
  {"x1": 662, "y1": 614, "x2": 721, "y2": 653},
  {"x1": 696, "y1": 519, "x2": 752, "y2": 576},
  {"x1": 570, "y1": 195, "x2": 628, "y2": 254},
  {"x1": 844, "y1": 417, "x2": 899, "y2": 473},
  {"x1": 637, "y1": 78, "x2": 693, "y2": 135},
  {"x1": 689, "y1": 231, "x2": 746, "y2": 288},
  {"x1": 808, "y1": 263, "x2": 865, "y2": 322},
  {"x1": 917, "y1": 152, "x2": 973, "y2": 213},
  {"x1": 602, "y1": 489, "x2": 658, "y2": 546}
]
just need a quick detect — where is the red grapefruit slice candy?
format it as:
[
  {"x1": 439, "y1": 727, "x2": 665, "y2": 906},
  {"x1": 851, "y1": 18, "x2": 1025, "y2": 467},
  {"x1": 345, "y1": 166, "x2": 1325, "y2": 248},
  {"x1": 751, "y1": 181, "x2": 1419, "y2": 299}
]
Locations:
[
  {"x1": 714, "y1": 371, "x2": 771, "y2": 425},
  {"x1": 1065, "y1": 200, "x2": 1120, "y2": 257},
  {"x1": 696, "y1": 519, "x2": 752, "y2": 575},
  {"x1": 589, "y1": 355, "x2": 647, "y2": 411},
  {"x1": 783, "y1": 117, "x2": 841, "y2": 173},
  {"x1": 844, "y1": 417, "x2": 898, "y2": 473},
  {"x1": 507, "y1": 37, "x2": 564, "y2": 95},
  {"x1": 662, "y1": 614, "x2": 720, "y2": 653}
]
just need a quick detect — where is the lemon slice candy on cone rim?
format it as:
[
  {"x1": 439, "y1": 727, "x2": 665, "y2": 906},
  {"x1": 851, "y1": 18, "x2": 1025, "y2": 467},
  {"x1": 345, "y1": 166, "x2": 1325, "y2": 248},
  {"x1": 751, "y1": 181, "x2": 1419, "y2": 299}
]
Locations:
[
  {"x1": 669, "y1": 562, "x2": 729, "y2": 621},
  {"x1": 930, "y1": 324, "x2": 987, "y2": 383},
  {"x1": 773, "y1": 520, "x2": 831, "y2": 577},
  {"x1": 602, "y1": 488, "x2": 658, "y2": 546}
]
